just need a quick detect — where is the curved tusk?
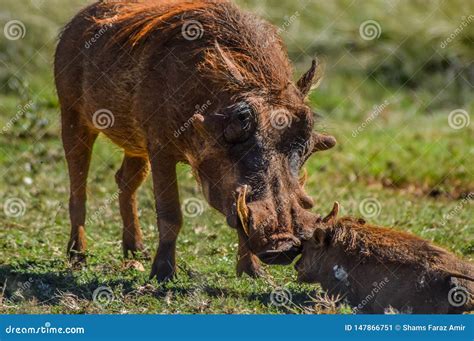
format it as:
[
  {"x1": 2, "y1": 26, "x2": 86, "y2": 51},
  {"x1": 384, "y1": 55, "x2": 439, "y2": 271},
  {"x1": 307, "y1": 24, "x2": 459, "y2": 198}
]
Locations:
[
  {"x1": 299, "y1": 168, "x2": 308, "y2": 187},
  {"x1": 237, "y1": 185, "x2": 250, "y2": 237}
]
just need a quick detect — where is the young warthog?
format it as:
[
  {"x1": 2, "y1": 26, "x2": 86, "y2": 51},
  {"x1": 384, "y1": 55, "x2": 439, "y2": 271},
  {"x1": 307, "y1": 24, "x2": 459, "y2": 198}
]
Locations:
[
  {"x1": 55, "y1": 0, "x2": 334, "y2": 281},
  {"x1": 296, "y1": 203, "x2": 474, "y2": 313}
]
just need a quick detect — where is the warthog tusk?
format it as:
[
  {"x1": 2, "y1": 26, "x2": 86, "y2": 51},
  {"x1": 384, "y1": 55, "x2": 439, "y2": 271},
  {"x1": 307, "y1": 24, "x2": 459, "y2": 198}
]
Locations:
[
  {"x1": 299, "y1": 168, "x2": 308, "y2": 187},
  {"x1": 237, "y1": 185, "x2": 250, "y2": 237}
]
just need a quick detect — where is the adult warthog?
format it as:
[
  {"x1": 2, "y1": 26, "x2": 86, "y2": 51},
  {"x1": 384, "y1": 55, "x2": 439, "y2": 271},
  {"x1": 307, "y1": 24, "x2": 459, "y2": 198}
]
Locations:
[{"x1": 55, "y1": 0, "x2": 335, "y2": 281}]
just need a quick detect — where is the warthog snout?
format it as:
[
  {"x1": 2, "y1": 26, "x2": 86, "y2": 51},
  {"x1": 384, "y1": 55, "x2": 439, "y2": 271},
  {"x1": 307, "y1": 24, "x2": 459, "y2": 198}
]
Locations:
[{"x1": 236, "y1": 184, "x2": 319, "y2": 264}]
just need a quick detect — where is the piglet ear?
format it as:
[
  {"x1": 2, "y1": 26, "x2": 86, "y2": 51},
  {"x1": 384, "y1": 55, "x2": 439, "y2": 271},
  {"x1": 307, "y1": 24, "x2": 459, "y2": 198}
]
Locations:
[
  {"x1": 297, "y1": 59, "x2": 323, "y2": 97},
  {"x1": 312, "y1": 227, "x2": 327, "y2": 248},
  {"x1": 322, "y1": 202, "x2": 340, "y2": 224}
]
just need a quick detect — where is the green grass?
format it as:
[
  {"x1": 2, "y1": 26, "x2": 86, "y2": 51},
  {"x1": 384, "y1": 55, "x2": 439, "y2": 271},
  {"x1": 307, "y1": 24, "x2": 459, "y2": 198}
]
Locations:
[{"x1": 0, "y1": 0, "x2": 473, "y2": 314}]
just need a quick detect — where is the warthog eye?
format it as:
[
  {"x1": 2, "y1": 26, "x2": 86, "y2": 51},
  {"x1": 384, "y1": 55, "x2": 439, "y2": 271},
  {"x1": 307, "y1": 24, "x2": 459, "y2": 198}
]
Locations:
[{"x1": 224, "y1": 103, "x2": 256, "y2": 144}]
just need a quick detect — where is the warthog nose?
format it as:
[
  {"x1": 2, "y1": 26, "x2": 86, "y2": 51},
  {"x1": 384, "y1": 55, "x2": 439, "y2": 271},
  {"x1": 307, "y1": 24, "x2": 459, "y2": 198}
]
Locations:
[{"x1": 257, "y1": 242, "x2": 301, "y2": 265}]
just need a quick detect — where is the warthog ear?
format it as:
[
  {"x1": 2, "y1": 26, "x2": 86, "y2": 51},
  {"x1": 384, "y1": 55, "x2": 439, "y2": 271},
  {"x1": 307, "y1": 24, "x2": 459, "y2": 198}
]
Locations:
[
  {"x1": 311, "y1": 132, "x2": 337, "y2": 152},
  {"x1": 297, "y1": 59, "x2": 323, "y2": 97},
  {"x1": 312, "y1": 227, "x2": 327, "y2": 248}
]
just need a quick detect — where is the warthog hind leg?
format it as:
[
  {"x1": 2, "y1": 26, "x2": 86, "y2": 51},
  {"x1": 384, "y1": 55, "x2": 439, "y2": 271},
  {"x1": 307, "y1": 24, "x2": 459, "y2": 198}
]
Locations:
[
  {"x1": 62, "y1": 108, "x2": 98, "y2": 267},
  {"x1": 115, "y1": 155, "x2": 150, "y2": 259}
]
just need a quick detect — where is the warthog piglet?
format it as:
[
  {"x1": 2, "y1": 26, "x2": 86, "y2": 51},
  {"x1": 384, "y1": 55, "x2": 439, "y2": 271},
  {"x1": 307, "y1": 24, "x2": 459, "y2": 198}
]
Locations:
[{"x1": 296, "y1": 203, "x2": 473, "y2": 314}]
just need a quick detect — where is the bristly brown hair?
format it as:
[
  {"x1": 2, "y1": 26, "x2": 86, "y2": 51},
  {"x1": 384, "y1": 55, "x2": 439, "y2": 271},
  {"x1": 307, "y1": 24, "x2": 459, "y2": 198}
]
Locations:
[
  {"x1": 328, "y1": 217, "x2": 449, "y2": 266},
  {"x1": 89, "y1": 0, "x2": 293, "y2": 95}
]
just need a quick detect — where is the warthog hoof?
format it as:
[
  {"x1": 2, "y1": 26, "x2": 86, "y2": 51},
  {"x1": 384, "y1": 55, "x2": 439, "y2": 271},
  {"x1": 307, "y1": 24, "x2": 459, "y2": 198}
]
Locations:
[
  {"x1": 149, "y1": 260, "x2": 176, "y2": 282},
  {"x1": 237, "y1": 254, "x2": 264, "y2": 278},
  {"x1": 68, "y1": 251, "x2": 87, "y2": 270},
  {"x1": 123, "y1": 241, "x2": 150, "y2": 260}
]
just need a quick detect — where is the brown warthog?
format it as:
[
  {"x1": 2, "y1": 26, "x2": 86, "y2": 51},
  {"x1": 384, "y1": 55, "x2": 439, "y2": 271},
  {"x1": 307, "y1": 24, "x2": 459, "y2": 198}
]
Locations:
[
  {"x1": 296, "y1": 203, "x2": 474, "y2": 313},
  {"x1": 54, "y1": 0, "x2": 335, "y2": 281}
]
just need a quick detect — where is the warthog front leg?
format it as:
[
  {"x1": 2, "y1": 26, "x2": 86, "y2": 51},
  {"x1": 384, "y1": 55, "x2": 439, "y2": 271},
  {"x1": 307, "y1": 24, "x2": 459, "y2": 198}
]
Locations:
[{"x1": 148, "y1": 151, "x2": 182, "y2": 282}]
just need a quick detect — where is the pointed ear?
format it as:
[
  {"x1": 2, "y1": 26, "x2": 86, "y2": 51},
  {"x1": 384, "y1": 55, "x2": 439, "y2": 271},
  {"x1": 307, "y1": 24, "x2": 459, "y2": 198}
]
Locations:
[
  {"x1": 214, "y1": 41, "x2": 245, "y2": 86},
  {"x1": 322, "y1": 202, "x2": 340, "y2": 224},
  {"x1": 311, "y1": 132, "x2": 336, "y2": 152},
  {"x1": 297, "y1": 59, "x2": 323, "y2": 97},
  {"x1": 312, "y1": 227, "x2": 327, "y2": 248}
]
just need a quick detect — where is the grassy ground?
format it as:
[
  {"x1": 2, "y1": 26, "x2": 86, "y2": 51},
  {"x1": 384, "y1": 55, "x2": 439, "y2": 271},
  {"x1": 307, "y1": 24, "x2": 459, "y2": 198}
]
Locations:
[{"x1": 0, "y1": 0, "x2": 473, "y2": 314}]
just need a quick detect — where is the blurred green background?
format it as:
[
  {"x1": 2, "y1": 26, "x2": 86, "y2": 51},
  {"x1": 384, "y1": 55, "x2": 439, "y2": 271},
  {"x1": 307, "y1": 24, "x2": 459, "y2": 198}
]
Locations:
[{"x1": 0, "y1": 0, "x2": 472, "y2": 314}]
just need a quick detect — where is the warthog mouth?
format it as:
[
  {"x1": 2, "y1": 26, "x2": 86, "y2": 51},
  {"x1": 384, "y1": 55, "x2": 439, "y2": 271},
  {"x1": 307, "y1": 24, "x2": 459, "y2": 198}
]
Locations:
[
  {"x1": 257, "y1": 245, "x2": 301, "y2": 265},
  {"x1": 237, "y1": 185, "x2": 302, "y2": 264}
]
